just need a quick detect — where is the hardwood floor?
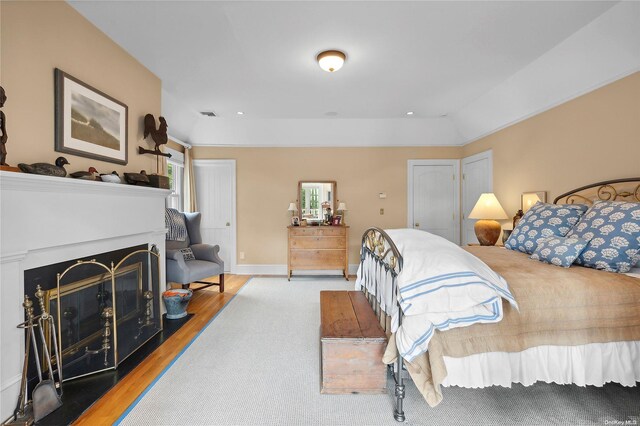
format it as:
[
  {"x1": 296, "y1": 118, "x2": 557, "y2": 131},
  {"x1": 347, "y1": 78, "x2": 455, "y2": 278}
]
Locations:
[{"x1": 74, "y1": 274, "x2": 252, "y2": 426}]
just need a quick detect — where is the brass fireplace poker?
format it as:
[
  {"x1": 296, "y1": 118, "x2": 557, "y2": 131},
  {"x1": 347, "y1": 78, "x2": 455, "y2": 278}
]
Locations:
[
  {"x1": 3, "y1": 296, "x2": 36, "y2": 426},
  {"x1": 2, "y1": 287, "x2": 65, "y2": 425},
  {"x1": 32, "y1": 286, "x2": 63, "y2": 422}
]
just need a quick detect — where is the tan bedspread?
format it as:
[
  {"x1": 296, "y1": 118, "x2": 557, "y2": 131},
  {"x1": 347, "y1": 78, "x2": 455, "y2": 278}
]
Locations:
[{"x1": 383, "y1": 246, "x2": 640, "y2": 406}]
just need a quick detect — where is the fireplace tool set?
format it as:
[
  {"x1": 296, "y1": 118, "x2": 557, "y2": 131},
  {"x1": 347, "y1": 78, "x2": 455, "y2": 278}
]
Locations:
[{"x1": 4, "y1": 286, "x2": 63, "y2": 426}]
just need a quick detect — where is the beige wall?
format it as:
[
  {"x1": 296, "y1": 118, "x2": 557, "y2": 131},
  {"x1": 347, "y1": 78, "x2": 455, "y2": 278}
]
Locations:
[
  {"x1": 463, "y1": 71, "x2": 640, "y2": 226},
  {"x1": 196, "y1": 73, "x2": 639, "y2": 267},
  {"x1": 0, "y1": 1, "x2": 161, "y2": 174},
  {"x1": 193, "y1": 147, "x2": 462, "y2": 265}
]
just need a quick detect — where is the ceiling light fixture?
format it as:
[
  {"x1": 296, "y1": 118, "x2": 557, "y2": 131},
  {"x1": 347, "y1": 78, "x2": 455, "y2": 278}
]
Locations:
[
  {"x1": 317, "y1": 50, "x2": 346, "y2": 73},
  {"x1": 237, "y1": 111, "x2": 244, "y2": 115},
  {"x1": 406, "y1": 111, "x2": 414, "y2": 116}
]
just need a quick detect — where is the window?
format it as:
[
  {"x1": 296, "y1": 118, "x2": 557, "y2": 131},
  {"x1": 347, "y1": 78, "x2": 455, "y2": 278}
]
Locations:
[
  {"x1": 301, "y1": 184, "x2": 332, "y2": 221},
  {"x1": 165, "y1": 147, "x2": 184, "y2": 211}
]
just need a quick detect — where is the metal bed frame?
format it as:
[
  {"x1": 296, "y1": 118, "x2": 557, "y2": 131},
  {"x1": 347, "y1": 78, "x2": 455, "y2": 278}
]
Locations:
[
  {"x1": 356, "y1": 178, "x2": 640, "y2": 422},
  {"x1": 553, "y1": 177, "x2": 640, "y2": 204},
  {"x1": 358, "y1": 227, "x2": 406, "y2": 421}
]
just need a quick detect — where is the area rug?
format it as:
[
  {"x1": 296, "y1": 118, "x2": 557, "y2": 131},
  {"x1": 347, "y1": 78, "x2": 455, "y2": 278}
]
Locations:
[{"x1": 118, "y1": 277, "x2": 639, "y2": 426}]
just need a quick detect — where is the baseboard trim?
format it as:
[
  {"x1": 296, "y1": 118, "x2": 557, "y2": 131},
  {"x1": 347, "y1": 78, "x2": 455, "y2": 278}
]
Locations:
[
  {"x1": 348, "y1": 264, "x2": 358, "y2": 275},
  {"x1": 234, "y1": 264, "x2": 359, "y2": 276},
  {"x1": 234, "y1": 264, "x2": 286, "y2": 275}
]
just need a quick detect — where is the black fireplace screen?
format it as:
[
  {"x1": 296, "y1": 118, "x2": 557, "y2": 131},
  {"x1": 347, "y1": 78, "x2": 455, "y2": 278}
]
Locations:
[{"x1": 45, "y1": 247, "x2": 162, "y2": 381}]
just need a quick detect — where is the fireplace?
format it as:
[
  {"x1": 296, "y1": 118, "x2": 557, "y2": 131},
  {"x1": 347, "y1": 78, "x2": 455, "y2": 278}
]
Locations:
[
  {"x1": 24, "y1": 245, "x2": 162, "y2": 383},
  {"x1": 0, "y1": 171, "x2": 170, "y2": 421}
]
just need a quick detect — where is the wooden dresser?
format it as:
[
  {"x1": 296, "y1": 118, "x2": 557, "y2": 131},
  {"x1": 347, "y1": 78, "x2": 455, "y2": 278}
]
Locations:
[{"x1": 287, "y1": 225, "x2": 349, "y2": 280}]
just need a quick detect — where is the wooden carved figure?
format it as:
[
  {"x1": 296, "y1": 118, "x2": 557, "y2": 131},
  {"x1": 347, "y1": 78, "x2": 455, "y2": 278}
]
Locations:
[{"x1": 0, "y1": 86, "x2": 7, "y2": 165}]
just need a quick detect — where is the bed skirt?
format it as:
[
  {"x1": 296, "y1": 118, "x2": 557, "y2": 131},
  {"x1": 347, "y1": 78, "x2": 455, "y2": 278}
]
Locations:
[{"x1": 441, "y1": 341, "x2": 640, "y2": 388}]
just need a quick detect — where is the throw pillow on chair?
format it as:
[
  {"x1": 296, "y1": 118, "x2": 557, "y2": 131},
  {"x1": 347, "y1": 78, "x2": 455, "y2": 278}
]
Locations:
[{"x1": 180, "y1": 247, "x2": 196, "y2": 261}]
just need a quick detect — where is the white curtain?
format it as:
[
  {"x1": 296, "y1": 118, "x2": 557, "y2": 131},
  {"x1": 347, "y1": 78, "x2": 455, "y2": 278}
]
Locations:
[
  {"x1": 160, "y1": 148, "x2": 167, "y2": 176},
  {"x1": 183, "y1": 148, "x2": 197, "y2": 212}
]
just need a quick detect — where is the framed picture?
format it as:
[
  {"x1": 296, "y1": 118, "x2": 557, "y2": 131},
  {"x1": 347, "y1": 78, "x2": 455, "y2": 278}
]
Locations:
[
  {"x1": 55, "y1": 69, "x2": 128, "y2": 165},
  {"x1": 291, "y1": 216, "x2": 300, "y2": 226},
  {"x1": 332, "y1": 215, "x2": 342, "y2": 226},
  {"x1": 521, "y1": 191, "x2": 546, "y2": 213}
]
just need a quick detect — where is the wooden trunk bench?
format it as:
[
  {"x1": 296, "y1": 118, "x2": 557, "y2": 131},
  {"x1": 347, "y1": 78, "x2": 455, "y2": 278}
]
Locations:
[{"x1": 320, "y1": 290, "x2": 387, "y2": 394}]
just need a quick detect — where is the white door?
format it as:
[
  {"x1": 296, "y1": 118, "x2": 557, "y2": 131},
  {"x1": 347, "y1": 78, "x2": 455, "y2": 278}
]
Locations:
[
  {"x1": 408, "y1": 160, "x2": 460, "y2": 244},
  {"x1": 461, "y1": 151, "x2": 493, "y2": 245},
  {"x1": 193, "y1": 160, "x2": 236, "y2": 273}
]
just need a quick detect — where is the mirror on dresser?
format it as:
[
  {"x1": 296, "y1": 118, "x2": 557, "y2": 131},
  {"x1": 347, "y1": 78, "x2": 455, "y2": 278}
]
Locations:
[{"x1": 298, "y1": 180, "x2": 336, "y2": 224}]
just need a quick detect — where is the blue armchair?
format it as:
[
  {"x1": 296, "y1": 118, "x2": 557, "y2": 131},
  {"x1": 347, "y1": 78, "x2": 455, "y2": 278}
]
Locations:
[{"x1": 166, "y1": 212, "x2": 224, "y2": 292}]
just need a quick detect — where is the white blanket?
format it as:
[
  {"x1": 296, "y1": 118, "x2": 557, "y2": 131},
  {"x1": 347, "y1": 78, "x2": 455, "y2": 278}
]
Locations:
[{"x1": 356, "y1": 229, "x2": 518, "y2": 362}]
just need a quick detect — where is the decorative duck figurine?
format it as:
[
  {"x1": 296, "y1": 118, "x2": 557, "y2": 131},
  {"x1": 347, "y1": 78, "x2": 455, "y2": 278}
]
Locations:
[
  {"x1": 100, "y1": 171, "x2": 121, "y2": 184},
  {"x1": 18, "y1": 156, "x2": 69, "y2": 177},
  {"x1": 124, "y1": 170, "x2": 150, "y2": 186},
  {"x1": 70, "y1": 167, "x2": 99, "y2": 180}
]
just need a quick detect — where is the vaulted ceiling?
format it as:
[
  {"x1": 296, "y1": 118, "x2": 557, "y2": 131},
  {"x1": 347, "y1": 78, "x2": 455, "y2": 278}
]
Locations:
[{"x1": 70, "y1": 1, "x2": 640, "y2": 147}]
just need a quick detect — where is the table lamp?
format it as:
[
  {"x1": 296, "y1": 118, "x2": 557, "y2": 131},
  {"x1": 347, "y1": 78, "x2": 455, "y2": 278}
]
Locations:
[
  {"x1": 468, "y1": 193, "x2": 508, "y2": 246},
  {"x1": 288, "y1": 202, "x2": 297, "y2": 218},
  {"x1": 337, "y1": 202, "x2": 348, "y2": 225}
]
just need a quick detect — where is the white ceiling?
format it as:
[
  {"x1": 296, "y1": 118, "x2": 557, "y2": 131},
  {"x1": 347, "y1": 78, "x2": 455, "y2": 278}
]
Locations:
[{"x1": 69, "y1": 1, "x2": 639, "y2": 146}]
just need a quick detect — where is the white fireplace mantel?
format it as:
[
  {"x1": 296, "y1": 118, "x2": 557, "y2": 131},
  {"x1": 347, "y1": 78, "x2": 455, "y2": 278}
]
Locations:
[{"x1": 0, "y1": 171, "x2": 170, "y2": 420}]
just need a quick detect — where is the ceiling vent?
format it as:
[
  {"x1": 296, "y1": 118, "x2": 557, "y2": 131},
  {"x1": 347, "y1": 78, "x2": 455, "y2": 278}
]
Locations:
[{"x1": 200, "y1": 111, "x2": 216, "y2": 117}]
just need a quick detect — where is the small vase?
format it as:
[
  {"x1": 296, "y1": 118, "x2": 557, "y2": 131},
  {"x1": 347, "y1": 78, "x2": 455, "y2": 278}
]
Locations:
[{"x1": 162, "y1": 288, "x2": 193, "y2": 319}]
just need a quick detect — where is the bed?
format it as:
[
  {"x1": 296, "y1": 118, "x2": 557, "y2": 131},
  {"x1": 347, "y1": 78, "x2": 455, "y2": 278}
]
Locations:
[{"x1": 355, "y1": 178, "x2": 640, "y2": 421}]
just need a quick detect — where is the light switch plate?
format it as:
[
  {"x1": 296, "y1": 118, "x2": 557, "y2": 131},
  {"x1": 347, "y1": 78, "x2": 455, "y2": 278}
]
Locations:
[
  {"x1": 380, "y1": 208, "x2": 384, "y2": 215},
  {"x1": 379, "y1": 192, "x2": 387, "y2": 199}
]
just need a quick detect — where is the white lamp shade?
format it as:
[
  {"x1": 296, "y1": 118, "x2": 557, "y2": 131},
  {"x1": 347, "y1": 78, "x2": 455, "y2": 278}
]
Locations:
[
  {"x1": 288, "y1": 203, "x2": 298, "y2": 212},
  {"x1": 317, "y1": 50, "x2": 345, "y2": 72},
  {"x1": 468, "y1": 193, "x2": 508, "y2": 220},
  {"x1": 337, "y1": 202, "x2": 347, "y2": 211}
]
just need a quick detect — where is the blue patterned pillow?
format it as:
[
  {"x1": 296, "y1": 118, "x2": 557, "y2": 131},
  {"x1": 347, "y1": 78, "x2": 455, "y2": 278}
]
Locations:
[
  {"x1": 566, "y1": 201, "x2": 640, "y2": 273},
  {"x1": 530, "y1": 236, "x2": 588, "y2": 268},
  {"x1": 505, "y1": 202, "x2": 588, "y2": 255}
]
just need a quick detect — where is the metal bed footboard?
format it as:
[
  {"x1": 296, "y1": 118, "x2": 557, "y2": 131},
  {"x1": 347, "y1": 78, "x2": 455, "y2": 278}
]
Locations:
[
  {"x1": 356, "y1": 179, "x2": 640, "y2": 422},
  {"x1": 358, "y1": 227, "x2": 406, "y2": 422}
]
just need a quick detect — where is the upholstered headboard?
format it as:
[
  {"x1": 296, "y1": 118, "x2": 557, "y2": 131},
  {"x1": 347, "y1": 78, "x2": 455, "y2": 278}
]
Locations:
[{"x1": 553, "y1": 178, "x2": 640, "y2": 205}]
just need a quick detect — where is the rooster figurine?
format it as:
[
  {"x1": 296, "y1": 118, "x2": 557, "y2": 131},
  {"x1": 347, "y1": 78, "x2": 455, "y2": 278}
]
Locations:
[{"x1": 139, "y1": 114, "x2": 171, "y2": 158}]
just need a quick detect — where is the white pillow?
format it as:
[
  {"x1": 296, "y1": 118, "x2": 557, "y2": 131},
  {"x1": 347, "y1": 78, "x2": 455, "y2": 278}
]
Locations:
[{"x1": 385, "y1": 228, "x2": 517, "y2": 315}]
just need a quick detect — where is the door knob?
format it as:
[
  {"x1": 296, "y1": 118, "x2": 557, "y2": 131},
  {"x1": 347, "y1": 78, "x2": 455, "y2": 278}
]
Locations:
[{"x1": 226, "y1": 222, "x2": 230, "y2": 226}]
